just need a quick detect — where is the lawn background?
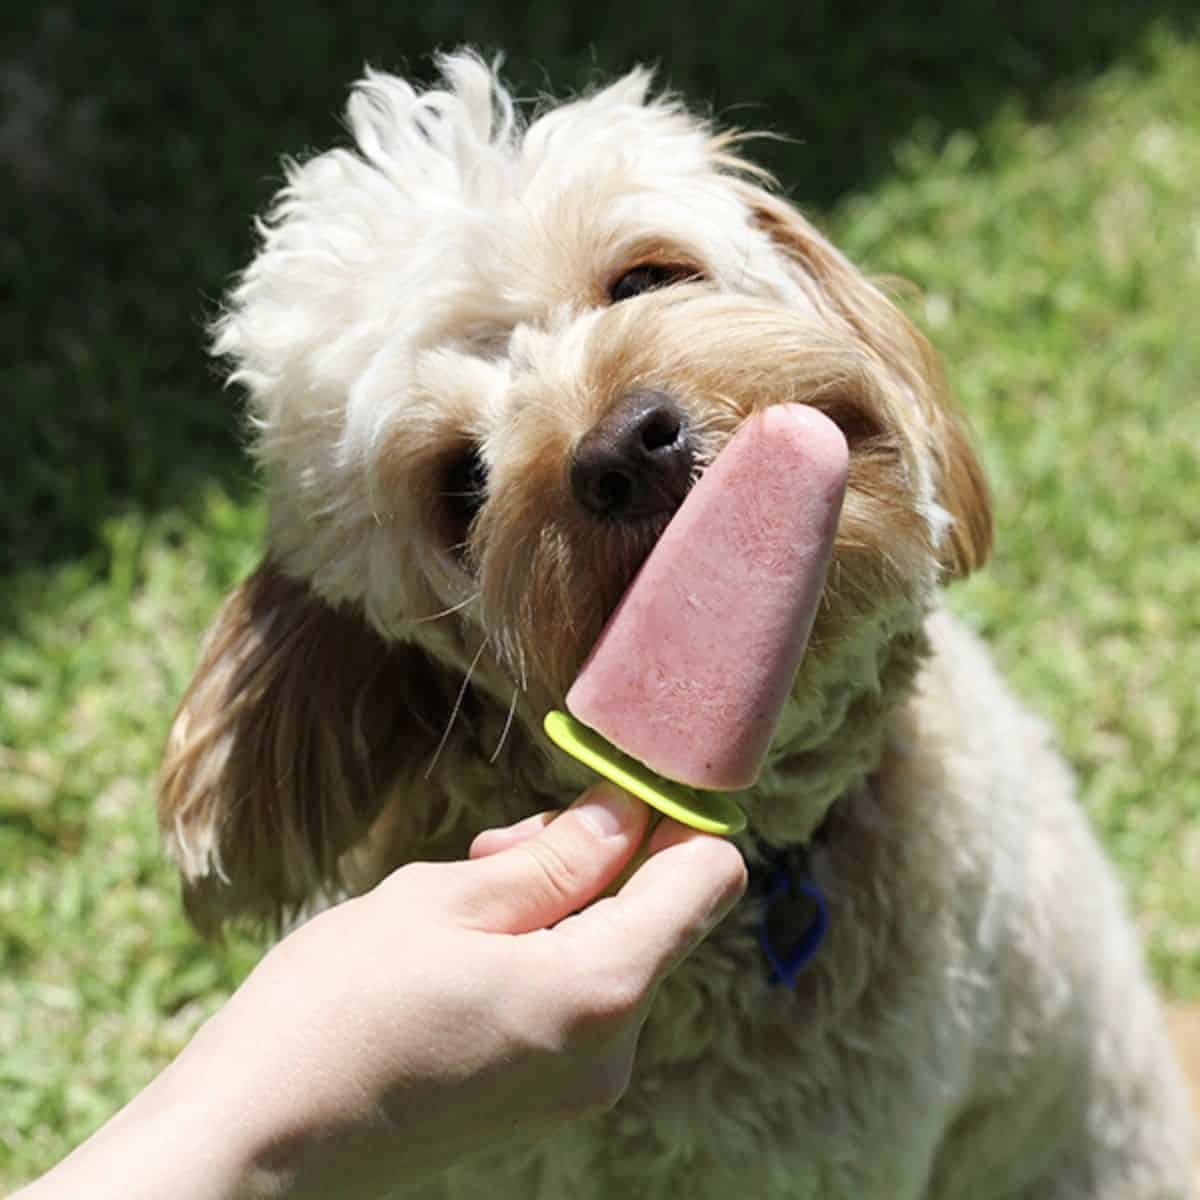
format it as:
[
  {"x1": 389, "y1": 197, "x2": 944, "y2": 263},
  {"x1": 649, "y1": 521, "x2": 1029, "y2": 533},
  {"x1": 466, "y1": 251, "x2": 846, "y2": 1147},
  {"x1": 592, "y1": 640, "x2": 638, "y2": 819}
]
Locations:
[{"x1": 2, "y1": 2, "x2": 1198, "y2": 1187}]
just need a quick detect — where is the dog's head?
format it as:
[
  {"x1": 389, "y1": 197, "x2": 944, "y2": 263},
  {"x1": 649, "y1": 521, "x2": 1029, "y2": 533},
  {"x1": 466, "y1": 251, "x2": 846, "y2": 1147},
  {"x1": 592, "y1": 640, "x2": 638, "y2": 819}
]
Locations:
[{"x1": 161, "y1": 53, "x2": 990, "y2": 931}]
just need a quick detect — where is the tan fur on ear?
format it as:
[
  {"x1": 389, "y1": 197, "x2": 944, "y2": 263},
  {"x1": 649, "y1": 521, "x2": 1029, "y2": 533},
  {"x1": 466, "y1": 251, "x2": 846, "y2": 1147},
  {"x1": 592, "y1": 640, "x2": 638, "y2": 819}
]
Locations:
[
  {"x1": 743, "y1": 186, "x2": 992, "y2": 579},
  {"x1": 158, "y1": 560, "x2": 447, "y2": 934}
]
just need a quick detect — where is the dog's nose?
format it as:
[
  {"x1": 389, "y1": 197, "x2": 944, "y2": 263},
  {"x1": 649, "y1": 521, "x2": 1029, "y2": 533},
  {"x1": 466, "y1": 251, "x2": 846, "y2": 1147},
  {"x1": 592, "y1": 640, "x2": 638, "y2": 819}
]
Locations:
[{"x1": 571, "y1": 391, "x2": 694, "y2": 520}]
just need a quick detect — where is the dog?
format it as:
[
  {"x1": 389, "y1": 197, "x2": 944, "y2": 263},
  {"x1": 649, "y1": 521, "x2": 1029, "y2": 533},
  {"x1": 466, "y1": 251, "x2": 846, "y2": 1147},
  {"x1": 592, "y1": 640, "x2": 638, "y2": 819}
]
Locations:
[{"x1": 159, "y1": 53, "x2": 1194, "y2": 1197}]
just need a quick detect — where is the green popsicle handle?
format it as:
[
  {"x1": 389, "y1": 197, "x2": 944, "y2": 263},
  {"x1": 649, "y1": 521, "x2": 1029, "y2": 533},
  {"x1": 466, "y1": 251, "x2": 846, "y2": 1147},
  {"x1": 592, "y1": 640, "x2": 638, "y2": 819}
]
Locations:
[{"x1": 543, "y1": 710, "x2": 747, "y2": 837}]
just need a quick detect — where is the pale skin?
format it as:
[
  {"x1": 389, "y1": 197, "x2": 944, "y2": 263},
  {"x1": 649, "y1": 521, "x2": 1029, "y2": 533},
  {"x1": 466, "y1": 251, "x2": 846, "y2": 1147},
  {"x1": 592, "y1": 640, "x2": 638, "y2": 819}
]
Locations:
[{"x1": 17, "y1": 784, "x2": 747, "y2": 1200}]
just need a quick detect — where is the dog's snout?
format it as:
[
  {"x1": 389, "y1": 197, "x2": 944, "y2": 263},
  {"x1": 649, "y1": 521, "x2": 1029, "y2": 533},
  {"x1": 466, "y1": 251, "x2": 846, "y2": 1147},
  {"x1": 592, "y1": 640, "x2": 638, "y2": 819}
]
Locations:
[{"x1": 571, "y1": 390, "x2": 694, "y2": 521}]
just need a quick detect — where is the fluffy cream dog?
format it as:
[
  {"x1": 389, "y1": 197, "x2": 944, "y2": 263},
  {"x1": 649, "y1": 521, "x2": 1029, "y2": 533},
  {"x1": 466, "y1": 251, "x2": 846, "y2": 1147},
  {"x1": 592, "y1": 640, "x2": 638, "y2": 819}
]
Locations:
[{"x1": 160, "y1": 53, "x2": 1194, "y2": 1197}]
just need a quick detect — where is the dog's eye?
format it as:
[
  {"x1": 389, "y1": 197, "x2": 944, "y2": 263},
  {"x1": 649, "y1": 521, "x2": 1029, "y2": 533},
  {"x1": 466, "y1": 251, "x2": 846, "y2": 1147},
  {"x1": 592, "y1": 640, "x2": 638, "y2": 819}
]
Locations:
[
  {"x1": 440, "y1": 446, "x2": 488, "y2": 551},
  {"x1": 608, "y1": 263, "x2": 696, "y2": 304}
]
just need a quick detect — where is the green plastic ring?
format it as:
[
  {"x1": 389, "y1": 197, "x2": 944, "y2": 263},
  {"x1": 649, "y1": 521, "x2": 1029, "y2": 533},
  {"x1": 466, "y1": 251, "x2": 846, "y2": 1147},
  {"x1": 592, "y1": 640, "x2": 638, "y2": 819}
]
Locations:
[{"x1": 544, "y1": 710, "x2": 747, "y2": 837}]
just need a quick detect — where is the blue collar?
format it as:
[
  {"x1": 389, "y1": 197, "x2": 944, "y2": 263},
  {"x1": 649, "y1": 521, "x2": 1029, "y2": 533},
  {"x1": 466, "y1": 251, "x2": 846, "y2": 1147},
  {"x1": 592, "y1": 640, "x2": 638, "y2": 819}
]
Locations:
[{"x1": 751, "y1": 838, "x2": 829, "y2": 988}]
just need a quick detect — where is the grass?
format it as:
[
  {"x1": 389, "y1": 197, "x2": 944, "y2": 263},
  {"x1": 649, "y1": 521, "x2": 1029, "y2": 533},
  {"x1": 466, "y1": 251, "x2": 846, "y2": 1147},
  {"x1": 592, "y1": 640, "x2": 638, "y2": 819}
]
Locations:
[{"x1": 2, "y1": 11, "x2": 1198, "y2": 1190}]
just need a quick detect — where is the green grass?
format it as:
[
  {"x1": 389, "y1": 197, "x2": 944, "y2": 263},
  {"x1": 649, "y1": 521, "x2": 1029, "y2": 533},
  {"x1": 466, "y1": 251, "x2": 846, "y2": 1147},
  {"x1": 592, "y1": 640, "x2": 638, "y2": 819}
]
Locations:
[
  {"x1": 3, "y1": 13, "x2": 1199, "y2": 1191},
  {"x1": 1, "y1": 495, "x2": 266, "y2": 1180}
]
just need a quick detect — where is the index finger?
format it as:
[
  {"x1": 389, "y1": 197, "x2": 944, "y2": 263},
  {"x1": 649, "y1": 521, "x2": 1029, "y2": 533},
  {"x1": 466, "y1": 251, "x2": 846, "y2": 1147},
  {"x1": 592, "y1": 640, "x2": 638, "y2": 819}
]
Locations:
[{"x1": 556, "y1": 825, "x2": 747, "y2": 992}]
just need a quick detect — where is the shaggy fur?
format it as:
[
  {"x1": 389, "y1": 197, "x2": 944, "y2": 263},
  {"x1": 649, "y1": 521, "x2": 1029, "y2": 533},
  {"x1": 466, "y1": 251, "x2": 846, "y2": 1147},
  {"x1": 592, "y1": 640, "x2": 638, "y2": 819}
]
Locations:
[{"x1": 160, "y1": 54, "x2": 1194, "y2": 1197}]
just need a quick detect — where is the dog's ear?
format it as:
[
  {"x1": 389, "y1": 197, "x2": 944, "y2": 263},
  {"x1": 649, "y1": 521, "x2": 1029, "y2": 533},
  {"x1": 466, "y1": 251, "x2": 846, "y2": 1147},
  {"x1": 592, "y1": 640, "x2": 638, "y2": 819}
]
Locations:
[
  {"x1": 742, "y1": 186, "x2": 992, "y2": 580},
  {"x1": 158, "y1": 559, "x2": 447, "y2": 935}
]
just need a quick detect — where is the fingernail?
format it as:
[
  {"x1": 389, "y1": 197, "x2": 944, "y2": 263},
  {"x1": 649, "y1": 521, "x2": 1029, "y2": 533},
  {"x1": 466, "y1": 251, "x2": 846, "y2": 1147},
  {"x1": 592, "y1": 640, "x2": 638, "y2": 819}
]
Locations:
[{"x1": 573, "y1": 784, "x2": 638, "y2": 838}]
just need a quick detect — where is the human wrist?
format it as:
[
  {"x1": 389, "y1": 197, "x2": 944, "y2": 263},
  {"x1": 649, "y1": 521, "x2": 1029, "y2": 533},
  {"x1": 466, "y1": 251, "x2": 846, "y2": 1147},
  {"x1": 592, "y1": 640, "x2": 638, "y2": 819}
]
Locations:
[
  {"x1": 11, "y1": 1041, "x2": 269, "y2": 1200},
  {"x1": 160, "y1": 928, "x2": 445, "y2": 1200},
  {"x1": 155, "y1": 1001, "x2": 314, "y2": 1199}
]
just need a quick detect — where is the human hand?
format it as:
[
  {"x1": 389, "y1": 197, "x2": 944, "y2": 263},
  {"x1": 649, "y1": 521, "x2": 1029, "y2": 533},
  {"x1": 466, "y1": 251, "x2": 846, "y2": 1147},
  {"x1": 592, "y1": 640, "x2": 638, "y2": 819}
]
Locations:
[
  {"x1": 19, "y1": 784, "x2": 746, "y2": 1200},
  {"x1": 201, "y1": 783, "x2": 745, "y2": 1196}
]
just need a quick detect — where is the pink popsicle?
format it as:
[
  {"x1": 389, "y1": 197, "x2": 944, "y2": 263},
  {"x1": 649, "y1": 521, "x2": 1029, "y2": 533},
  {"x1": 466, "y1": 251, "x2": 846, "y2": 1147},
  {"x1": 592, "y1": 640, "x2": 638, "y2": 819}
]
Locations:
[{"x1": 566, "y1": 403, "x2": 848, "y2": 791}]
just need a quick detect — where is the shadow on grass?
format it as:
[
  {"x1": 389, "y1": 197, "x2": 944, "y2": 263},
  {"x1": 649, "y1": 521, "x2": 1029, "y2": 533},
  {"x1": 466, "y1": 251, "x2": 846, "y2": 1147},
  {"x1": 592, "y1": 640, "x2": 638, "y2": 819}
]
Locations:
[{"x1": 2, "y1": 0, "x2": 1196, "y2": 584}]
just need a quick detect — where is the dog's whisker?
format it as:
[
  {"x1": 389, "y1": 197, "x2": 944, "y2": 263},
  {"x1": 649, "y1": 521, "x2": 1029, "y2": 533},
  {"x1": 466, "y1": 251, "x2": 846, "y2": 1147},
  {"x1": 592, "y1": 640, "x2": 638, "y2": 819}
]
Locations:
[
  {"x1": 489, "y1": 685, "x2": 520, "y2": 764},
  {"x1": 424, "y1": 636, "x2": 489, "y2": 780},
  {"x1": 408, "y1": 592, "x2": 480, "y2": 625}
]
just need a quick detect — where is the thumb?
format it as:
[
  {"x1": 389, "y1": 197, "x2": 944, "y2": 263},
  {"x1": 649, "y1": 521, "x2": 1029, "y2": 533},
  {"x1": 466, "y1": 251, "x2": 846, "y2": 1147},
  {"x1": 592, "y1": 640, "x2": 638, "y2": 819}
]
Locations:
[{"x1": 453, "y1": 784, "x2": 650, "y2": 934}]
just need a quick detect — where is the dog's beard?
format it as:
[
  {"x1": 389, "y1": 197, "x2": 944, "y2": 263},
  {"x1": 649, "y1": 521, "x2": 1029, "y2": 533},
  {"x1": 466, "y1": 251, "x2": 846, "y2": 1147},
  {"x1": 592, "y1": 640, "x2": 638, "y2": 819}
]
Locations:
[{"x1": 475, "y1": 502, "x2": 667, "y2": 711}]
